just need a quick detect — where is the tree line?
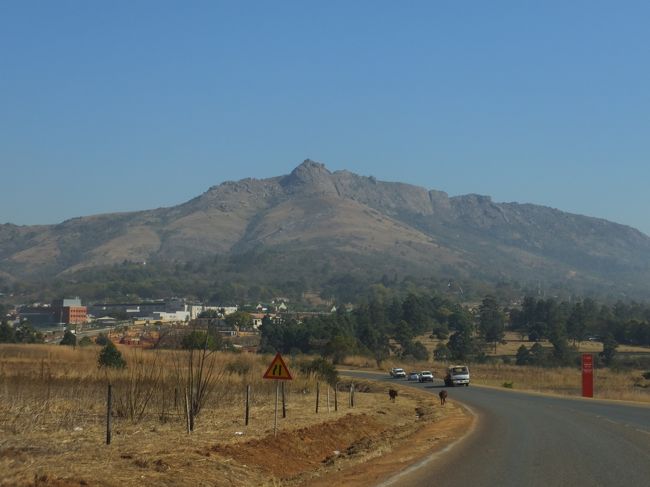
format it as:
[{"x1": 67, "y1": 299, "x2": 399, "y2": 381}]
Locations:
[
  {"x1": 258, "y1": 293, "x2": 486, "y2": 365},
  {"x1": 258, "y1": 293, "x2": 650, "y2": 368}
]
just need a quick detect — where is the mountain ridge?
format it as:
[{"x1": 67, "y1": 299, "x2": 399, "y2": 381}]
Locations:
[{"x1": 1, "y1": 159, "x2": 649, "y2": 298}]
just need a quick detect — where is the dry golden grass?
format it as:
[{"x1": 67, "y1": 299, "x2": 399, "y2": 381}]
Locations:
[
  {"x1": 466, "y1": 363, "x2": 650, "y2": 402},
  {"x1": 415, "y1": 331, "x2": 650, "y2": 357},
  {"x1": 341, "y1": 352, "x2": 650, "y2": 404},
  {"x1": 0, "y1": 344, "x2": 321, "y2": 437},
  {"x1": 0, "y1": 344, "x2": 453, "y2": 487}
]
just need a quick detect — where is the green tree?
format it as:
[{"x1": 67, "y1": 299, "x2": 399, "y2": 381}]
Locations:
[
  {"x1": 600, "y1": 333, "x2": 618, "y2": 366},
  {"x1": 60, "y1": 330, "x2": 77, "y2": 347},
  {"x1": 447, "y1": 330, "x2": 474, "y2": 361},
  {"x1": 448, "y1": 308, "x2": 474, "y2": 335},
  {"x1": 95, "y1": 333, "x2": 110, "y2": 346},
  {"x1": 323, "y1": 334, "x2": 356, "y2": 364},
  {"x1": 434, "y1": 342, "x2": 451, "y2": 361},
  {"x1": 431, "y1": 321, "x2": 450, "y2": 339},
  {"x1": 198, "y1": 309, "x2": 220, "y2": 319},
  {"x1": 518, "y1": 296, "x2": 537, "y2": 333},
  {"x1": 387, "y1": 297, "x2": 403, "y2": 325},
  {"x1": 402, "y1": 294, "x2": 430, "y2": 332},
  {"x1": 515, "y1": 344, "x2": 531, "y2": 365},
  {"x1": 566, "y1": 302, "x2": 587, "y2": 344},
  {"x1": 98, "y1": 341, "x2": 126, "y2": 369},
  {"x1": 401, "y1": 340, "x2": 430, "y2": 361},
  {"x1": 258, "y1": 315, "x2": 283, "y2": 353},
  {"x1": 14, "y1": 324, "x2": 44, "y2": 343},
  {"x1": 393, "y1": 320, "x2": 415, "y2": 345},
  {"x1": 0, "y1": 320, "x2": 15, "y2": 343},
  {"x1": 225, "y1": 311, "x2": 253, "y2": 331},
  {"x1": 78, "y1": 336, "x2": 93, "y2": 347},
  {"x1": 355, "y1": 321, "x2": 389, "y2": 366},
  {"x1": 548, "y1": 318, "x2": 571, "y2": 365},
  {"x1": 529, "y1": 342, "x2": 546, "y2": 365},
  {"x1": 299, "y1": 357, "x2": 339, "y2": 386},
  {"x1": 478, "y1": 295, "x2": 505, "y2": 353}
]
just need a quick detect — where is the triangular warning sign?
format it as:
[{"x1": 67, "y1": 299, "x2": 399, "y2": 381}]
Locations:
[{"x1": 263, "y1": 353, "x2": 293, "y2": 380}]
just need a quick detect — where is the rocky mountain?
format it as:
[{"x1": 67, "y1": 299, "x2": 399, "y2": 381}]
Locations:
[{"x1": 2, "y1": 160, "x2": 650, "y2": 297}]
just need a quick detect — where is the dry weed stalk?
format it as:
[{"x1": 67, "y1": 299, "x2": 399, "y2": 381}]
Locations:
[
  {"x1": 114, "y1": 348, "x2": 162, "y2": 422},
  {"x1": 172, "y1": 334, "x2": 224, "y2": 432}
]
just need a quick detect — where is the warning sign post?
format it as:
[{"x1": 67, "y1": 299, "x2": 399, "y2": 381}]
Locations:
[
  {"x1": 263, "y1": 353, "x2": 293, "y2": 381},
  {"x1": 263, "y1": 353, "x2": 293, "y2": 436}
]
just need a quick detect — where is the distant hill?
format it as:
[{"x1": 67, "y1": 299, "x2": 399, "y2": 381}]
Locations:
[{"x1": 2, "y1": 159, "x2": 650, "y2": 299}]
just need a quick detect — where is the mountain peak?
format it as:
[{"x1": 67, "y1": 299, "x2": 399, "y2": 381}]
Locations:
[
  {"x1": 281, "y1": 159, "x2": 336, "y2": 193},
  {"x1": 293, "y1": 159, "x2": 330, "y2": 176}
]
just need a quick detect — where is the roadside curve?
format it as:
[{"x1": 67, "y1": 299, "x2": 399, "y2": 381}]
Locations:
[{"x1": 342, "y1": 370, "x2": 650, "y2": 487}]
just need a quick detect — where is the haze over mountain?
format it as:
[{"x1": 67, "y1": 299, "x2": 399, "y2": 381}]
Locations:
[{"x1": 2, "y1": 160, "x2": 649, "y2": 298}]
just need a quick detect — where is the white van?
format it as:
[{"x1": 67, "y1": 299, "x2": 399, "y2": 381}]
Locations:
[{"x1": 444, "y1": 365, "x2": 470, "y2": 387}]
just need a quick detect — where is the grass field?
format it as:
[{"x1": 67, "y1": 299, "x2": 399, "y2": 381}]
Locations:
[
  {"x1": 416, "y1": 331, "x2": 650, "y2": 356},
  {"x1": 0, "y1": 344, "x2": 459, "y2": 487},
  {"x1": 342, "y1": 332, "x2": 650, "y2": 404}
]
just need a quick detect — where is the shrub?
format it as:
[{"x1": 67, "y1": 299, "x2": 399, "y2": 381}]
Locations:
[
  {"x1": 78, "y1": 336, "x2": 93, "y2": 347},
  {"x1": 226, "y1": 358, "x2": 251, "y2": 375},
  {"x1": 299, "y1": 357, "x2": 339, "y2": 386},
  {"x1": 98, "y1": 341, "x2": 126, "y2": 369},
  {"x1": 0, "y1": 321, "x2": 16, "y2": 343},
  {"x1": 529, "y1": 342, "x2": 545, "y2": 365},
  {"x1": 502, "y1": 381, "x2": 514, "y2": 388},
  {"x1": 434, "y1": 342, "x2": 451, "y2": 360},
  {"x1": 95, "y1": 333, "x2": 109, "y2": 346},
  {"x1": 400, "y1": 340, "x2": 429, "y2": 361},
  {"x1": 59, "y1": 330, "x2": 77, "y2": 347},
  {"x1": 181, "y1": 330, "x2": 222, "y2": 351},
  {"x1": 515, "y1": 344, "x2": 531, "y2": 366}
]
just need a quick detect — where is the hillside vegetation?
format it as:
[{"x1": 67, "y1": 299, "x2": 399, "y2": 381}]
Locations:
[{"x1": 2, "y1": 160, "x2": 650, "y2": 300}]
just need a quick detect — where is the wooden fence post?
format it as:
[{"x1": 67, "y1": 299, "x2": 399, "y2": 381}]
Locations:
[
  {"x1": 160, "y1": 387, "x2": 166, "y2": 423},
  {"x1": 245, "y1": 384, "x2": 250, "y2": 426},
  {"x1": 185, "y1": 388, "x2": 191, "y2": 434},
  {"x1": 334, "y1": 383, "x2": 338, "y2": 412},
  {"x1": 274, "y1": 382, "x2": 279, "y2": 437},
  {"x1": 316, "y1": 382, "x2": 320, "y2": 413},
  {"x1": 106, "y1": 384, "x2": 112, "y2": 445}
]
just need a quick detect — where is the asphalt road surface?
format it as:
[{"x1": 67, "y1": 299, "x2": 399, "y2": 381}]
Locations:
[{"x1": 343, "y1": 371, "x2": 650, "y2": 487}]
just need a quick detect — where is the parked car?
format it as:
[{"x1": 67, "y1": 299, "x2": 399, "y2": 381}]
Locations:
[
  {"x1": 390, "y1": 368, "x2": 406, "y2": 378},
  {"x1": 408, "y1": 371, "x2": 420, "y2": 381},
  {"x1": 444, "y1": 365, "x2": 470, "y2": 386},
  {"x1": 418, "y1": 371, "x2": 434, "y2": 382}
]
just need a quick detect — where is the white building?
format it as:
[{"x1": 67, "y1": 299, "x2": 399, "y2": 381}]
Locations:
[
  {"x1": 152, "y1": 311, "x2": 190, "y2": 322},
  {"x1": 189, "y1": 305, "x2": 238, "y2": 319}
]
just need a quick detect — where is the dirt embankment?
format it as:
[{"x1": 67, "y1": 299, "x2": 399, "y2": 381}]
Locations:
[
  {"x1": 1, "y1": 384, "x2": 472, "y2": 487},
  {"x1": 209, "y1": 386, "x2": 472, "y2": 486}
]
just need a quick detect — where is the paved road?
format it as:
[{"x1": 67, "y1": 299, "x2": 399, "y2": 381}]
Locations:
[
  {"x1": 43, "y1": 326, "x2": 115, "y2": 343},
  {"x1": 343, "y1": 371, "x2": 650, "y2": 487}
]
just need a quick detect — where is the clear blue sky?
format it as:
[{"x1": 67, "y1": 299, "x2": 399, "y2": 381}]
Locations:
[{"x1": 2, "y1": 1, "x2": 649, "y2": 235}]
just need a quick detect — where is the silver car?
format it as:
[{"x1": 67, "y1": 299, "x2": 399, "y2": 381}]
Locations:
[{"x1": 418, "y1": 371, "x2": 434, "y2": 382}]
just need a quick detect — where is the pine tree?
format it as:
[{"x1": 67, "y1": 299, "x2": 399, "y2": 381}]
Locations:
[
  {"x1": 60, "y1": 330, "x2": 77, "y2": 347},
  {"x1": 98, "y1": 341, "x2": 126, "y2": 369},
  {"x1": 515, "y1": 344, "x2": 531, "y2": 365}
]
